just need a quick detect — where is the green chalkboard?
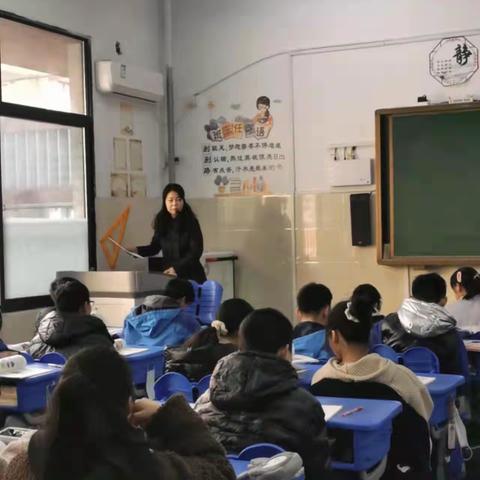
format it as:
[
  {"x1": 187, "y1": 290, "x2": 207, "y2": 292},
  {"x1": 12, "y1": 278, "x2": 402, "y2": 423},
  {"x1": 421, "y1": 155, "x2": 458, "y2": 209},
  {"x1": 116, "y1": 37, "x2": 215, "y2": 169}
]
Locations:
[{"x1": 391, "y1": 109, "x2": 480, "y2": 258}]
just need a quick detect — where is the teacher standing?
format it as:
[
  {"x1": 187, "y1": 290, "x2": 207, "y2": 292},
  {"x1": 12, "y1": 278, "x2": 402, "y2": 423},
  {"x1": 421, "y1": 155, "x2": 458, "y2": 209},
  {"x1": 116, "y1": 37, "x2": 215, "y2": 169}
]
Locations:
[{"x1": 130, "y1": 184, "x2": 207, "y2": 283}]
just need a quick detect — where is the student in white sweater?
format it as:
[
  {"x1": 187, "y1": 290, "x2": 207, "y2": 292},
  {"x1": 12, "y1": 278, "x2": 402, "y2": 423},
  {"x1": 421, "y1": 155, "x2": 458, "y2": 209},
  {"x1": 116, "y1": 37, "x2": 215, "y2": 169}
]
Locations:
[
  {"x1": 311, "y1": 296, "x2": 433, "y2": 479},
  {"x1": 448, "y1": 267, "x2": 480, "y2": 333}
]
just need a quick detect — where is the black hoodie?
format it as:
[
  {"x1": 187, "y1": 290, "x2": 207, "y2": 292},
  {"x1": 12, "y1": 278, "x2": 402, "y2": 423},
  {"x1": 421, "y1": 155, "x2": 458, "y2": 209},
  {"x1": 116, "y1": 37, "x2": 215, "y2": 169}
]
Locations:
[{"x1": 195, "y1": 351, "x2": 330, "y2": 479}]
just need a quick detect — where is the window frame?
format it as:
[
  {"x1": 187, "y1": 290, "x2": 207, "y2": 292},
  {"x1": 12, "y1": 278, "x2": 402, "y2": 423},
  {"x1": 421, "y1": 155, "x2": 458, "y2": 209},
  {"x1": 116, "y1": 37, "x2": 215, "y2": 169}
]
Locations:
[{"x1": 0, "y1": 10, "x2": 96, "y2": 312}]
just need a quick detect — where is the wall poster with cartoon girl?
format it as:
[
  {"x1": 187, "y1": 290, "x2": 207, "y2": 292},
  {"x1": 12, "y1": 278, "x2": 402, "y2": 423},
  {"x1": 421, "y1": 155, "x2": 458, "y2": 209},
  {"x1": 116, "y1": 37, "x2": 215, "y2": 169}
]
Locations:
[{"x1": 201, "y1": 94, "x2": 288, "y2": 197}]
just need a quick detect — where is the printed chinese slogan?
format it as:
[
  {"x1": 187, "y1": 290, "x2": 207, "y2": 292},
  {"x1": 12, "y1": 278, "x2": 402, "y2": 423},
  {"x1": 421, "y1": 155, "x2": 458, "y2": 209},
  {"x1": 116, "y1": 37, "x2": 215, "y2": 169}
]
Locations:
[{"x1": 202, "y1": 95, "x2": 287, "y2": 196}]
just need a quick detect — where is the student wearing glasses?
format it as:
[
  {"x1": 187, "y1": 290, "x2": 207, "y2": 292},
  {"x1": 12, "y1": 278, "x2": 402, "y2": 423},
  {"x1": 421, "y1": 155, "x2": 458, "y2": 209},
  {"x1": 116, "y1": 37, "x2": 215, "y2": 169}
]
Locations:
[{"x1": 27, "y1": 277, "x2": 113, "y2": 359}]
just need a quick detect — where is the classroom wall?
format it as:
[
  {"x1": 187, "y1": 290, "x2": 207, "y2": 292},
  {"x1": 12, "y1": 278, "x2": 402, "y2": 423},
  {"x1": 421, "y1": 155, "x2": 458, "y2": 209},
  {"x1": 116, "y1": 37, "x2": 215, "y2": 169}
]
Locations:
[
  {"x1": 0, "y1": 0, "x2": 167, "y2": 340},
  {"x1": 172, "y1": 0, "x2": 480, "y2": 316}
]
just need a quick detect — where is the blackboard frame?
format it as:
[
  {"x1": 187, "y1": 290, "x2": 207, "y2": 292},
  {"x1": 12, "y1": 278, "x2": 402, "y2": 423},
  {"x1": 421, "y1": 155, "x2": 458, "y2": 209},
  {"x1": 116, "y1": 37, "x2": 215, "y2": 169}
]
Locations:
[{"x1": 375, "y1": 102, "x2": 480, "y2": 266}]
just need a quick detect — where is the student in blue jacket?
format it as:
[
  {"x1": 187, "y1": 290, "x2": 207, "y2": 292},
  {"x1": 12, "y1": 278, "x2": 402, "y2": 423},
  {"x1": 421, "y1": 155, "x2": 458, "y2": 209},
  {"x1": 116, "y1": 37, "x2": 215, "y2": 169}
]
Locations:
[
  {"x1": 124, "y1": 278, "x2": 200, "y2": 347},
  {"x1": 292, "y1": 283, "x2": 332, "y2": 361}
]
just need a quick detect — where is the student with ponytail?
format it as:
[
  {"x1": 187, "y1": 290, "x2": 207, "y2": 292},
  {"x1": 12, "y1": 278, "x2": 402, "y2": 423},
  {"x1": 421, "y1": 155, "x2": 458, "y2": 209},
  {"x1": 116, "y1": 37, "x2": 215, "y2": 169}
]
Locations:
[
  {"x1": 311, "y1": 297, "x2": 433, "y2": 479},
  {"x1": 448, "y1": 267, "x2": 480, "y2": 332},
  {"x1": 0, "y1": 346, "x2": 235, "y2": 480}
]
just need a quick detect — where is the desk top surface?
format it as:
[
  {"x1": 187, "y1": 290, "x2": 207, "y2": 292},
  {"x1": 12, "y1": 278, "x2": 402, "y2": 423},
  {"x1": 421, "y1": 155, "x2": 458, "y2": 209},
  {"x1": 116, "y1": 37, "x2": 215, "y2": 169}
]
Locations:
[
  {"x1": 317, "y1": 396, "x2": 402, "y2": 431},
  {"x1": 120, "y1": 346, "x2": 165, "y2": 361},
  {"x1": 297, "y1": 363, "x2": 464, "y2": 395}
]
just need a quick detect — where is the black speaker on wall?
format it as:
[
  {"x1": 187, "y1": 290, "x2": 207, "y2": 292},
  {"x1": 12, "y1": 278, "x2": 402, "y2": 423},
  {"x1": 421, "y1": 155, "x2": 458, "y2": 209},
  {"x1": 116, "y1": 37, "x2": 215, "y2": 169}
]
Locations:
[{"x1": 350, "y1": 193, "x2": 372, "y2": 246}]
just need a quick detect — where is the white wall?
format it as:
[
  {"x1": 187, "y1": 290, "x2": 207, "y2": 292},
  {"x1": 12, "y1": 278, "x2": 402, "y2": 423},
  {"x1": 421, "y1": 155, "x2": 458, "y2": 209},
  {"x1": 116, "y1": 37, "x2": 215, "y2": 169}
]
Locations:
[
  {"x1": 172, "y1": 0, "x2": 480, "y2": 113},
  {"x1": 0, "y1": 0, "x2": 167, "y2": 339}
]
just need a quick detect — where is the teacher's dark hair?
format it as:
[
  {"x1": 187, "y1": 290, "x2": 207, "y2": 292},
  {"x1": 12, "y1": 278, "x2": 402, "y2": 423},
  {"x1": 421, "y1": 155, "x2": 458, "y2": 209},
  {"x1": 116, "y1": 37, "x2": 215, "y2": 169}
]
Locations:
[{"x1": 153, "y1": 183, "x2": 197, "y2": 235}]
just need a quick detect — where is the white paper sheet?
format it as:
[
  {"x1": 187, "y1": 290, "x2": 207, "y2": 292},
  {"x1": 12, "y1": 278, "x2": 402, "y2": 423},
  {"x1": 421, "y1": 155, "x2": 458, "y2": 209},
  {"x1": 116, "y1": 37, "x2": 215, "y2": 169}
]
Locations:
[
  {"x1": 292, "y1": 354, "x2": 320, "y2": 364},
  {"x1": 417, "y1": 376, "x2": 435, "y2": 386},
  {"x1": 322, "y1": 404, "x2": 342, "y2": 421},
  {"x1": 118, "y1": 347, "x2": 148, "y2": 357}
]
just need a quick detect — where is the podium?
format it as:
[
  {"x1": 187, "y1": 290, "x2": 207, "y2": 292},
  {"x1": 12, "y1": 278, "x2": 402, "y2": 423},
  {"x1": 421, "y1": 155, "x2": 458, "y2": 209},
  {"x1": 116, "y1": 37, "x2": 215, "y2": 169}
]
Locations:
[{"x1": 57, "y1": 271, "x2": 172, "y2": 327}]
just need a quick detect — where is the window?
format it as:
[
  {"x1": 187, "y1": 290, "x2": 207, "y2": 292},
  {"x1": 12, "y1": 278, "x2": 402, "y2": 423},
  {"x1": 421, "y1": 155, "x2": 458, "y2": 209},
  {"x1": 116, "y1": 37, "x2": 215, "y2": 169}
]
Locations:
[{"x1": 0, "y1": 12, "x2": 94, "y2": 312}]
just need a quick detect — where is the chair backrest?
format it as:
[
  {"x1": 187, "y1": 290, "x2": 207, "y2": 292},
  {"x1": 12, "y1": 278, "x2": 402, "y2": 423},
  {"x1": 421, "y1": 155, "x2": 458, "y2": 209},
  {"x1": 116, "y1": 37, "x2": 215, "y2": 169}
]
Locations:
[
  {"x1": 154, "y1": 372, "x2": 194, "y2": 402},
  {"x1": 39, "y1": 352, "x2": 66, "y2": 365},
  {"x1": 185, "y1": 280, "x2": 200, "y2": 318},
  {"x1": 195, "y1": 374, "x2": 211, "y2": 398},
  {"x1": 198, "y1": 280, "x2": 223, "y2": 325},
  {"x1": 369, "y1": 321, "x2": 383, "y2": 347},
  {"x1": 19, "y1": 352, "x2": 34, "y2": 364},
  {"x1": 402, "y1": 347, "x2": 440, "y2": 374},
  {"x1": 371, "y1": 344, "x2": 401, "y2": 363},
  {"x1": 454, "y1": 332, "x2": 470, "y2": 382},
  {"x1": 237, "y1": 443, "x2": 285, "y2": 461}
]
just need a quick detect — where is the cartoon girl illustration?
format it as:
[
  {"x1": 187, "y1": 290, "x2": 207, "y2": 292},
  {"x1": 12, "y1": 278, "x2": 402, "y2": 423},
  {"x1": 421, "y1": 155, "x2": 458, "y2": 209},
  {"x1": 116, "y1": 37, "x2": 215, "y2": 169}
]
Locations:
[
  {"x1": 252, "y1": 96, "x2": 273, "y2": 139},
  {"x1": 252, "y1": 96, "x2": 273, "y2": 128}
]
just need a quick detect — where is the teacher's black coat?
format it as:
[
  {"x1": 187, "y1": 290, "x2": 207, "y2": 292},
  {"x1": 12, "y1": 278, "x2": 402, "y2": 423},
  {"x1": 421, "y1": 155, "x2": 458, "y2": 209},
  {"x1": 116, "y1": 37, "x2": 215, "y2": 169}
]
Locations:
[{"x1": 137, "y1": 216, "x2": 206, "y2": 283}]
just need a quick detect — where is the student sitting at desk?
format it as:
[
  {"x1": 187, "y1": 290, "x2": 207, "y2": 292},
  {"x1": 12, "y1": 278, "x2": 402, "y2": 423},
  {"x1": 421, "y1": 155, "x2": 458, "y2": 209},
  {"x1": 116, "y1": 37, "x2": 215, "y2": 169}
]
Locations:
[
  {"x1": 165, "y1": 298, "x2": 253, "y2": 381},
  {"x1": 292, "y1": 283, "x2": 332, "y2": 361},
  {"x1": 124, "y1": 278, "x2": 200, "y2": 348},
  {"x1": 311, "y1": 297, "x2": 433, "y2": 479},
  {"x1": 195, "y1": 308, "x2": 330, "y2": 480},
  {"x1": 27, "y1": 278, "x2": 113, "y2": 359},
  {"x1": 447, "y1": 266, "x2": 480, "y2": 333},
  {"x1": 382, "y1": 273, "x2": 463, "y2": 375},
  {"x1": 0, "y1": 346, "x2": 235, "y2": 480}
]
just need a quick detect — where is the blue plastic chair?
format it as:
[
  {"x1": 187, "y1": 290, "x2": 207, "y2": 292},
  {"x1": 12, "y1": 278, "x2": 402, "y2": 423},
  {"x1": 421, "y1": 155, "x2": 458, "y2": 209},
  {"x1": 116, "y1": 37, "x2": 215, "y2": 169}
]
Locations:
[
  {"x1": 402, "y1": 347, "x2": 440, "y2": 374},
  {"x1": 19, "y1": 352, "x2": 34, "y2": 364},
  {"x1": 39, "y1": 352, "x2": 66, "y2": 365},
  {"x1": 371, "y1": 344, "x2": 401, "y2": 363},
  {"x1": 154, "y1": 372, "x2": 194, "y2": 402},
  {"x1": 234, "y1": 443, "x2": 285, "y2": 461},
  {"x1": 185, "y1": 280, "x2": 200, "y2": 319},
  {"x1": 196, "y1": 374, "x2": 211, "y2": 398},
  {"x1": 198, "y1": 280, "x2": 223, "y2": 325},
  {"x1": 369, "y1": 321, "x2": 383, "y2": 347}
]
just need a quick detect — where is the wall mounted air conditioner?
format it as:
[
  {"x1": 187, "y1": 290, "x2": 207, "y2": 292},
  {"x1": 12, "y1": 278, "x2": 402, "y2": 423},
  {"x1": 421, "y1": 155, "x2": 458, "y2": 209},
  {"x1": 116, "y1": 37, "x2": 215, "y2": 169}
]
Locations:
[{"x1": 95, "y1": 60, "x2": 164, "y2": 103}]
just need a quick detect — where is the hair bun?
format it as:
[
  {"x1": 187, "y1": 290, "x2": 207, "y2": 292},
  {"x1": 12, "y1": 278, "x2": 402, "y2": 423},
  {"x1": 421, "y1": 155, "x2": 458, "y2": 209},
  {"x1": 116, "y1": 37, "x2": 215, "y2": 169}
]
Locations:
[
  {"x1": 212, "y1": 320, "x2": 228, "y2": 336},
  {"x1": 348, "y1": 296, "x2": 375, "y2": 324}
]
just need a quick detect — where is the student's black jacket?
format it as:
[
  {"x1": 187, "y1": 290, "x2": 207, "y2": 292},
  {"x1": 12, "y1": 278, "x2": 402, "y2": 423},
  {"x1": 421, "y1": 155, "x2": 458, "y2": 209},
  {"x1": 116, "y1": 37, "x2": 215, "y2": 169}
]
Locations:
[
  {"x1": 195, "y1": 351, "x2": 330, "y2": 479},
  {"x1": 27, "y1": 310, "x2": 113, "y2": 359},
  {"x1": 165, "y1": 342, "x2": 236, "y2": 382},
  {"x1": 137, "y1": 216, "x2": 206, "y2": 283},
  {"x1": 382, "y1": 312, "x2": 462, "y2": 375}
]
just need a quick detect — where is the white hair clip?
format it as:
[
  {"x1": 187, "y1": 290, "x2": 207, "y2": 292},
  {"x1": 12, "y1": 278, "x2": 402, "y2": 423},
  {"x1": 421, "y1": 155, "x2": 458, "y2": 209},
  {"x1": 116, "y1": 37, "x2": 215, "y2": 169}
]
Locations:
[
  {"x1": 457, "y1": 271, "x2": 462, "y2": 284},
  {"x1": 345, "y1": 302, "x2": 360, "y2": 323},
  {"x1": 475, "y1": 272, "x2": 480, "y2": 280}
]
